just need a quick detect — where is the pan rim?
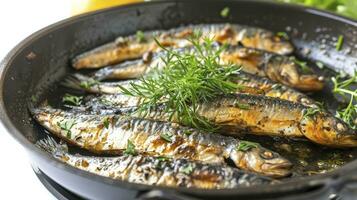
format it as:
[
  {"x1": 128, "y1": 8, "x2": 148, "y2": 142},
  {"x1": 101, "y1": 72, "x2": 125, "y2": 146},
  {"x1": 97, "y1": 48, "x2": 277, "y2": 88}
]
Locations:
[{"x1": 0, "y1": 0, "x2": 356, "y2": 197}]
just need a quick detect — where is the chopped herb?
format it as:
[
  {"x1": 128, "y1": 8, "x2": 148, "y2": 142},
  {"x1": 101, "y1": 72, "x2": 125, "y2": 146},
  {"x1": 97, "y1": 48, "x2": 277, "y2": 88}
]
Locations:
[
  {"x1": 271, "y1": 83, "x2": 283, "y2": 90},
  {"x1": 303, "y1": 107, "x2": 321, "y2": 119},
  {"x1": 277, "y1": 31, "x2": 289, "y2": 40},
  {"x1": 336, "y1": 35, "x2": 344, "y2": 51},
  {"x1": 124, "y1": 140, "x2": 136, "y2": 156},
  {"x1": 234, "y1": 102, "x2": 250, "y2": 110},
  {"x1": 79, "y1": 79, "x2": 100, "y2": 89},
  {"x1": 331, "y1": 71, "x2": 357, "y2": 129},
  {"x1": 181, "y1": 164, "x2": 194, "y2": 175},
  {"x1": 103, "y1": 117, "x2": 110, "y2": 129},
  {"x1": 237, "y1": 140, "x2": 259, "y2": 152},
  {"x1": 62, "y1": 94, "x2": 82, "y2": 106},
  {"x1": 160, "y1": 133, "x2": 173, "y2": 143},
  {"x1": 120, "y1": 32, "x2": 242, "y2": 132},
  {"x1": 57, "y1": 119, "x2": 76, "y2": 138},
  {"x1": 220, "y1": 7, "x2": 230, "y2": 18},
  {"x1": 316, "y1": 61, "x2": 324, "y2": 69},
  {"x1": 31, "y1": 95, "x2": 37, "y2": 102},
  {"x1": 183, "y1": 130, "x2": 192, "y2": 136},
  {"x1": 136, "y1": 30, "x2": 146, "y2": 43},
  {"x1": 157, "y1": 156, "x2": 170, "y2": 161},
  {"x1": 293, "y1": 58, "x2": 312, "y2": 73}
]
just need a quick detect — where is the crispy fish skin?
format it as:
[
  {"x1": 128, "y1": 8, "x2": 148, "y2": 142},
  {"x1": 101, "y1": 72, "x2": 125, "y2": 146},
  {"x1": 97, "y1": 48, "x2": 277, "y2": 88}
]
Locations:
[
  {"x1": 31, "y1": 107, "x2": 291, "y2": 177},
  {"x1": 81, "y1": 94, "x2": 357, "y2": 147},
  {"x1": 37, "y1": 137, "x2": 273, "y2": 189},
  {"x1": 72, "y1": 24, "x2": 293, "y2": 69}
]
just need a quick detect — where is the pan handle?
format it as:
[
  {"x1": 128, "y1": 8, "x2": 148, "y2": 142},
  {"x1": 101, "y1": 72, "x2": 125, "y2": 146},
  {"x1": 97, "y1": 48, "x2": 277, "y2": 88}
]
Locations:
[{"x1": 137, "y1": 190, "x2": 201, "y2": 200}]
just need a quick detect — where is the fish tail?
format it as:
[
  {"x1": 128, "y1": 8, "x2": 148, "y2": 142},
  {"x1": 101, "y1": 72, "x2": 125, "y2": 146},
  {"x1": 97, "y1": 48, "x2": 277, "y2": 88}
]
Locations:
[
  {"x1": 61, "y1": 73, "x2": 90, "y2": 90},
  {"x1": 36, "y1": 136, "x2": 68, "y2": 156}
]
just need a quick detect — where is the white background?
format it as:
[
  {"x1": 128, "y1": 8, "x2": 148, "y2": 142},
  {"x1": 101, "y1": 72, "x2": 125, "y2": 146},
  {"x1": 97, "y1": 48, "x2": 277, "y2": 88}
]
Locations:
[{"x1": 0, "y1": 1, "x2": 71, "y2": 199}]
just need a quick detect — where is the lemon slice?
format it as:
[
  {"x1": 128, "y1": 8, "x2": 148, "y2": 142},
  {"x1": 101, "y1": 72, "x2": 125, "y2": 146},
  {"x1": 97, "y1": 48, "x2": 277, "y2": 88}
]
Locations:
[{"x1": 71, "y1": 0, "x2": 143, "y2": 15}]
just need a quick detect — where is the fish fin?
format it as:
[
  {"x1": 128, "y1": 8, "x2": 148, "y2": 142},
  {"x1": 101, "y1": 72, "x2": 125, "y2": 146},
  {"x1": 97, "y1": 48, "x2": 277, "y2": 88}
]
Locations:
[{"x1": 36, "y1": 136, "x2": 68, "y2": 156}]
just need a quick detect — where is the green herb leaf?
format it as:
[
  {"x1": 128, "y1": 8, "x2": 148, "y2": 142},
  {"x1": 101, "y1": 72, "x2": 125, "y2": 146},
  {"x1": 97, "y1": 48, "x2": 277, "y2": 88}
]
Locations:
[
  {"x1": 124, "y1": 140, "x2": 136, "y2": 156},
  {"x1": 220, "y1": 7, "x2": 230, "y2": 18},
  {"x1": 79, "y1": 79, "x2": 100, "y2": 89},
  {"x1": 277, "y1": 31, "x2": 289, "y2": 40},
  {"x1": 236, "y1": 140, "x2": 260, "y2": 152},
  {"x1": 136, "y1": 30, "x2": 146, "y2": 43},
  {"x1": 293, "y1": 58, "x2": 312, "y2": 73},
  {"x1": 160, "y1": 133, "x2": 173, "y2": 143},
  {"x1": 331, "y1": 71, "x2": 357, "y2": 129},
  {"x1": 303, "y1": 107, "x2": 321, "y2": 119},
  {"x1": 336, "y1": 35, "x2": 344, "y2": 51},
  {"x1": 157, "y1": 156, "x2": 170, "y2": 161},
  {"x1": 62, "y1": 94, "x2": 82, "y2": 106},
  {"x1": 103, "y1": 117, "x2": 110, "y2": 129},
  {"x1": 234, "y1": 102, "x2": 250, "y2": 110},
  {"x1": 180, "y1": 164, "x2": 194, "y2": 175},
  {"x1": 316, "y1": 61, "x2": 324, "y2": 69},
  {"x1": 57, "y1": 119, "x2": 76, "y2": 138}
]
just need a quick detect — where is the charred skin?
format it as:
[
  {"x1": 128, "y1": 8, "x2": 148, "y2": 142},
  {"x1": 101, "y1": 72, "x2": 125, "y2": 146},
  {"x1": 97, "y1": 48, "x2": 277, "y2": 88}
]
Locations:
[
  {"x1": 37, "y1": 137, "x2": 273, "y2": 189},
  {"x1": 81, "y1": 93, "x2": 357, "y2": 147},
  {"x1": 31, "y1": 107, "x2": 291, "y2": 177},
  {"x1": 72, "y1": 24, "x2": 293, "y2": 69}
]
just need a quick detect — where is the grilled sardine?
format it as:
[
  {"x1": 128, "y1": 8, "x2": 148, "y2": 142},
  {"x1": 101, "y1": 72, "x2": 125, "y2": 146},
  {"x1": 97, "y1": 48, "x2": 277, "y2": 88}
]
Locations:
[
  {"x1": 90, "y1": 45, "x2": 323, "y2": 92},
  {"x1": 80, "y1": 94, "x2": 357, "y2": 147},
  {"x1": 72, "y1": 24, "x2": 293, "y2": 69},
  {"x1": 31, "y1": 106, "x2": 292, "y2": 177},
  {"x1": 37, "y1": 137, "x2": 273, "y2": 189},
  {"x1": 63, "y1": 72, "x2": 317, "y2": 108}
]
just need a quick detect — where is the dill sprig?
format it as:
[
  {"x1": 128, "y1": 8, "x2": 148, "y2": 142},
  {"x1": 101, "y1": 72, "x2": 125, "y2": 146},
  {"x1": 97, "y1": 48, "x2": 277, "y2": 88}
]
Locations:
[
  {"x1": 119, "y1": 32, "x2": 241, "y2": 131},
  {"x1": 332, "y1": 71, "x2": 357, "y2": 129}
]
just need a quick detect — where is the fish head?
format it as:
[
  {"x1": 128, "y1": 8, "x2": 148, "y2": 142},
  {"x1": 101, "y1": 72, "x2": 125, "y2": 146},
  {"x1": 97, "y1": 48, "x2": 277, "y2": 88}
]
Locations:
[
  {"x1": 232, "y1": 146, "x2": 292, "y2": 178},
  {"x1": 301, "y1": 112, "x2": 357, "y2": 147},
  {"x1": 260, "y1": 32, "x2": 294, "y2": 55}
]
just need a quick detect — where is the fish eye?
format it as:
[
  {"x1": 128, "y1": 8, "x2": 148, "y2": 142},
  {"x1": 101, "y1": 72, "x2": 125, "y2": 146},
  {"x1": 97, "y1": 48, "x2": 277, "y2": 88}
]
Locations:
[{"x1": 260, "y1": 151, "x2": 275, "y2": 159}]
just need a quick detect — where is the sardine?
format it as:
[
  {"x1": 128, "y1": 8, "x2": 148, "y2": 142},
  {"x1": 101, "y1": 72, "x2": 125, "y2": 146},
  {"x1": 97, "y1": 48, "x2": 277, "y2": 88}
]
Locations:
[
  {"x1": 63, "y1": 72, "x2": 317, "y2": 108},
  {"x1": 72, "y1": 24, "x2": 293, "y2": 69},
  {"x1": 80, "y1": 93, "x2": 357, "y2": 147},
  {"x1": 37, "y1": 137, "x2": 273, "y2": 189},
  {"x1": 89, "y1": 45, "x2": 323, "y2": 92},
  {"x1": 31, "y1": 106, "x2": 292, "y2": 177}
]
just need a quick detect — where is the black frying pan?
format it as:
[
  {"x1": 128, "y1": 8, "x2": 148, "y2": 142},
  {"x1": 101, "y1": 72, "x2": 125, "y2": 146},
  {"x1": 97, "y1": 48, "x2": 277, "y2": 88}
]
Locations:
[{"x1": 1, "y1": 0, "x2": 357, "y2": 199}]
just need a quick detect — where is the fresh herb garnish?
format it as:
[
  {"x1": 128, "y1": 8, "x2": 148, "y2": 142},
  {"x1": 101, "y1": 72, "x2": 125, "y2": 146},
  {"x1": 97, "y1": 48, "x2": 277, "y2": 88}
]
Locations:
[
  {"x1": 293, "y1": 58, "x2": 312, "y2": 73},
  {"x1": 119, "y1": 32, "x2": 241, "y2": 132},
  {"x1": 160, "y1": 133, "x2": 173, "y2": 143},
  {"x1": 124, "y1": 140, "x2": 136, "y2": 156},
  {"x1": 136, "y1": 30, "x2": 146, "y2": 43},
  {"x1": 237, "y1": 140, "x2": 259, "y2": 152},
  {"x1": 181, "y1": 164, "x2": 194, "y2": 175},
  {"x1": 80, "y1": 79, "x2": 100, "y2": 89},
  {"x1": 62, "y1": 94, "x2": 82, "y2": 106},
  {"x1": 331, "y1": 71, "x2": 357, "y2": 129},
  {"x1": 234, "y1": 101, "x2": 250, "y2": 110},
  {"x1": 336, "y1": 35, "x2": 344, "y2": 51},
  {"x1": 57, "y1": 119, "x2": 76, "y2": 138},
  {"x1": 103, "y1": 117, "x2": 110, "y2": 129},
  {"x1": 183, "y1": 130, "x2": 192, "y2": 136},
  {"x1": 316, "y1": 61, "x2": 324, "y2": 69},
  {"x1": 220, "y1": 7, "x2": 230, "y2": 18},
  {"x1": 277, "y1": 31, "x2": 289, "y2": 40},
  {"x1": 157, "y1": 156, "x2": 170, "y2": 161},
  {"x1": 303, "y1": 107, "x2": 321, "y2": 119}
]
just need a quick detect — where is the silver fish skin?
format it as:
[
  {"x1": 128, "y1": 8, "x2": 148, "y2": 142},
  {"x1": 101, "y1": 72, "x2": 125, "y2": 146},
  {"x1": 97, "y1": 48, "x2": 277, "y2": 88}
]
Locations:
[
  {"x1": 31, "y1": 106, "x2": 292, "y2": 177},
  {"x1": 79, "y1": 93, "x2": 357, "y2": 148},
  {"x1": 89, "y1": 45, "x2": 323, "y2": 92},
  {"x1": 37, "y1": 137, "x2": 274, "y2": 189},
  {"x1": 72, "y1": 24, "x2": 293, "y2": 69},
  {"x1": 63, "y1": 71, "x2": 317, "y2": 108}
]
